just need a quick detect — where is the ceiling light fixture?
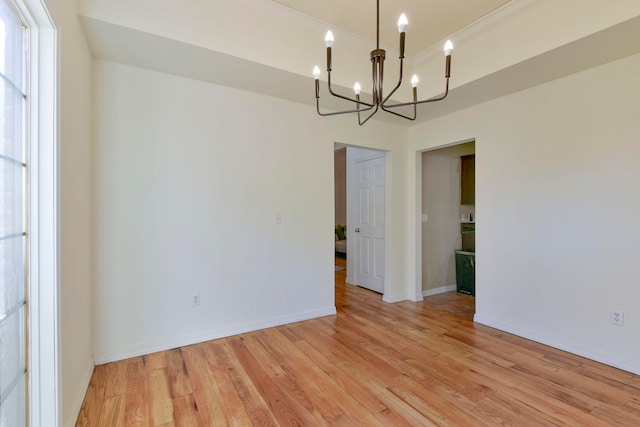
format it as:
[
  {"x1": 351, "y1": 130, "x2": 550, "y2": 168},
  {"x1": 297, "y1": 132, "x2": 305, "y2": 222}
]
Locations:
[{"x1": 313, "y1": 0, "x2": 453, "y2": 125}]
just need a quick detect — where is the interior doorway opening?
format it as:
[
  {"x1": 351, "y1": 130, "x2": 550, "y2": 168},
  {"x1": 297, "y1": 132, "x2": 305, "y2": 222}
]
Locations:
[
  {"x1": 333, "y1": 144, "x2": 387, "y2": 296},
  {"x1": 420, "y1": 140, "x2": 476, "y2": 319}
]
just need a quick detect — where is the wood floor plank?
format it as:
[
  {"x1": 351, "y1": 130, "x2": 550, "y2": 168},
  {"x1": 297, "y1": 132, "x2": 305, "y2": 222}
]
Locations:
[
  {"x1": 256, "y1": 329, "x2": 379, "y2": 426},
  {"x1": 229, "y1": 336, "x2": 320, "y2": 426},
  {"x1": 205, "y1": 340, "x2": 278, "y2": 426},
  {"x1": 387, "y1": 373, "x2": 493, "y2": 427},
  {"x1": 97, "y1": 395, "x2": 125, "y2": 426},
  {"x1": 124, "y1": 359, "x2": 151, "y2": 426},
  {"x1": 75, "y1": 365, "x2": 109, "y2": 427},
  {"x1": 438, "y1": 352, "x2": 602, "y2": 425},
  {"x1": 248, "y1": 333, "x2": 334, "y2": 426},
  {"x1": 145, "y1": 351, "x2": 168, "y2": 372},
  {"x1": 293, "y1": 338, "x2": 388, "y2": 417},
  {"x1": 149, "y1": 368, "x2": 174, "y2": 426},
  {"x1": 194, "y1": 343, "x2": 254, "y2": 425},
  {"x1": 103, "y1": 361, "x2": 128, "y2": 399},
  {"x1": 165, "y1": 349, "x2": 193, "y2": 398},
  {"x1": 181, "y1": 344, "x2": 232, "y2": 424},
  {"x1": 172, "y1": 393, "x2": 204, "y2": 426},
  {"x1": 77, "y1": 262, "x2": 640, "y2": 426}
]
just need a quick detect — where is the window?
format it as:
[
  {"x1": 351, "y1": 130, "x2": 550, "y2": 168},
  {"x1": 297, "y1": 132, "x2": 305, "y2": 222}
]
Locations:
[
  {"x1": 0, "y1": 0, "x2": 57, "y2": 423},
  {"x1": 0, "y1": 0, "x2": 27, "y2": 425}
]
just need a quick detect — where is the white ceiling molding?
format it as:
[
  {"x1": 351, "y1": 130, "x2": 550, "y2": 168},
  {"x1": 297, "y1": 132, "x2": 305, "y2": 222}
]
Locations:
[
  {"x1": 414, "y1": 0, "x2": 543, "y2": 66},
  {"x1": 271, "y1": 0, "x2": 513, "y2": 56}
]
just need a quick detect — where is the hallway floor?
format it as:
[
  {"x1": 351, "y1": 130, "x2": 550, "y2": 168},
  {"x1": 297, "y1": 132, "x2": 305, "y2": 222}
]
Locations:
[
  {"x1": 422, "y1": 291, "x2": 475, "y2": 320},
  {"x1": 336, "y1": 256, "x2": 475, "y2": 320}
]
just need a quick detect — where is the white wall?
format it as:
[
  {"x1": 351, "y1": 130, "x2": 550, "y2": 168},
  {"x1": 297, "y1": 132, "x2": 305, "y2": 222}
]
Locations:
[
  {"x1": 421, "y1": 142, "x2": 474, "y2": 293},
  {"x1": 91, "y1": 60, "x2": 408, "y2": 363},
  {"x1": 79, "y1": 0, "x2": 401, "y2": 94},
  {"x1": 42, "y1": 0, "x2": 94, "y2": 425},
  {"x1": 413, "y1": 0, "x2": 640, "y2": 97},
  {"x1": 408, "y1": 52, "x2": 640, "y2": 374}
]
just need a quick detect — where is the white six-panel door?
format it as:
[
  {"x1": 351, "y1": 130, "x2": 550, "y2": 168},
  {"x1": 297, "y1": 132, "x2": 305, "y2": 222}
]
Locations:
[{"x1": 354, "y1": 156, "x2": 385, "y2": 293}]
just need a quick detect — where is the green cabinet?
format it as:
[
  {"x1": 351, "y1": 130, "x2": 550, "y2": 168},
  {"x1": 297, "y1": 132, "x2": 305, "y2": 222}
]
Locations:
[{"x1": 455, "y1": 251, "x2": 475, "y2": 296}]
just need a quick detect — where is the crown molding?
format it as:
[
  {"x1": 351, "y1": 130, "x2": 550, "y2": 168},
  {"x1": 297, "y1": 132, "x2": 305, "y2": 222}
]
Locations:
[{"x1": 413, "y1": 0, "x2": 544, "y2": 66}]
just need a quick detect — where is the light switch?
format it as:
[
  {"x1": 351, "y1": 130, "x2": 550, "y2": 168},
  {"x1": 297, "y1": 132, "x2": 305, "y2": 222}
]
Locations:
[
  {"x1": 421, "y1": 214, "x2": 428, "y2": 222},
  {"x1": 274, "y1": 212, "x2": 282, "y2": 224}
]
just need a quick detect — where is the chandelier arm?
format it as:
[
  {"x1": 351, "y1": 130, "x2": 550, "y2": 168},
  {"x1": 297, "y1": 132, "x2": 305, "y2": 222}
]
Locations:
[
  {"x1": 380, "y1": 28, "x2": 407, "y2": 106},
  {"x1": 380, "y1": 84, "x2": 416, "y2": 120},
  {"x1": 316, "y1": 98, "x2": 376, "y2": 117},
  {"x1": 380, "y1": 57, "x2": 405, "y2": 106},
  {"x1": 326, "y1": 45, "x2": 374, "y2": 107},
  {"x1": 380, "y1": 102, "x2": 416, "y2": 120},
  {"x1": 379, "y1": 105, "x2": 416, "y2": 120},
  {"x1": 380, "y1": 78, "x2": 401, "y2": 106},
  {"x1": 327, "y1": 72, "x2": 374, "y2": 107},
  {"x1": 358, "y1": 104, "x2": 379, "y2": 126},
  {"x1": 382, "y1": 78, "x2": 450, "y2": 109}
]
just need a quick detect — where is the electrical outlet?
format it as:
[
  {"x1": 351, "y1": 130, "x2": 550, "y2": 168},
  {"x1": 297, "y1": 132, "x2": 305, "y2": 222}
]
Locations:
[
  {"x1": 192, "y1": 294, "x2": 200, "y2": 307},
  {"x1": 611, "y1": 310, "x2": 624, "y2": 326}
]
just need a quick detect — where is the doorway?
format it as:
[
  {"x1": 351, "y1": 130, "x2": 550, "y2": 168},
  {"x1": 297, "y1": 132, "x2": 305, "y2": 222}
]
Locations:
[
  {"x1": 352, "y1": 155, "x2": 385, "y2": 293},
  {"x1": 334, "y1": 145, "x2": 347, "y2": 273},
  {"x1": 334, "y1": 145, "x2": 387, "y2": 295},
  {"x1": 420, "y1": 141, "x2": 475, "y2": 319},
  {"x1": 346, "y1": 147, "x2": 386, "y2": 294}
]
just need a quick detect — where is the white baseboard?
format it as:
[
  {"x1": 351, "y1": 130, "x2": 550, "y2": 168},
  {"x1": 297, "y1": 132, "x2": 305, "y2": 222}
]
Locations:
[
  {"x1": 94, "y1": 306, "x2": 336, "y2": 365},
  {"x1": 474, "y1": 314, "x2": 640, "y2": 376},
  {"x1": 66, "y1": 356, "x2": 95, "y2": 427},
  {"x1": 422, "y1": 284, "x2": 457, "y2": 297},
  {"x1": 383, "y1": 293, "x2": 412, "y2": 303}
]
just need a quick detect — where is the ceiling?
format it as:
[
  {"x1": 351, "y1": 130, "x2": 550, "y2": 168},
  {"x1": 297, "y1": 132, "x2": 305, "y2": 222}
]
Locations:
[
  {"x1": 272, "y1": 0, "x2": 511, "y2": 55},
  {"x1": 80, "y1": 1, "x2": 640, "y2": 126}
]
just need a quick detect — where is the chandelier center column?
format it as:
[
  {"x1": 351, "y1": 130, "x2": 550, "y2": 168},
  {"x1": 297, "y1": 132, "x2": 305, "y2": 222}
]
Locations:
[{"x1": 370, "y1": 49, "x2": 385, "y2": 105}]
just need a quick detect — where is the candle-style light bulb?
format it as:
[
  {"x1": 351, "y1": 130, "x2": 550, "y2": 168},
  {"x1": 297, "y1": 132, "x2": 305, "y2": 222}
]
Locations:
[
  {"x1": 313, "y1": 66, "x2": 321, "y2": 80},
  {"x1": 411, "y1": 75, "x2": 419, "y2": 88},
  {"x1": 444, "y1": 40, "x2": 453, "y2": 56},
  {"x1": 353, "y1": 82, "x2": 361, "y2": 95},
  {"x1": 397, "y1": 14, "x2": 408, "y2": 33},
  {"x1": 325, "y1": 30, "x2": 334, "y2": 48}
]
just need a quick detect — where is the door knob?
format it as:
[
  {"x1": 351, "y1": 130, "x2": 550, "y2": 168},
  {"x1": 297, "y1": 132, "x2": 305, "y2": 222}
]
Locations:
[{"x1": 355, "y1": 228, "x2": 360, "y2": 232}]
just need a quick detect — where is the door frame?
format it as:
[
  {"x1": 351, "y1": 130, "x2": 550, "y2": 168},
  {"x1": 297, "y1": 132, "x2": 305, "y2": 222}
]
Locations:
[{"x1": 415, "y1": 138, "x2": 476, "y2": 303}]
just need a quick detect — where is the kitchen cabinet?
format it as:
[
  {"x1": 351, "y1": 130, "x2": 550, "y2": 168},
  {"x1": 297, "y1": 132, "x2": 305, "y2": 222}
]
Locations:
[
  {"x1": 461, "y1": 154, "x2": 475, "y2": 205},
  {"x1": 455, "y1": 251, "x2": 475, "y2": 296}
]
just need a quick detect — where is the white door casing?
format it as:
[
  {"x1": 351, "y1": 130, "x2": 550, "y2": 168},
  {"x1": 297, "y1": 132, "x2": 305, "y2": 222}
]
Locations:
[{"x1": 354, "y1": 155, "x2": 385, "y2": 293}]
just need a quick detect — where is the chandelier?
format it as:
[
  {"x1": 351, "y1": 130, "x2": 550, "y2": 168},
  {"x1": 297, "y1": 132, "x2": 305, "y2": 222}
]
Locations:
[{"x1": 313, "y1": 0, "x2": 453, "y2": 125}]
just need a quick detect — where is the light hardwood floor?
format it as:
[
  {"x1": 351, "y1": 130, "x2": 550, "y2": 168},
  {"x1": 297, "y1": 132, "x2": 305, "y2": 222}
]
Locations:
[
  {"x1": 76, "y1": 258, "x2": 640, "y2": 425},
  {"x1": 422, "y1": 291, "x2": 475, "y2": 321}
]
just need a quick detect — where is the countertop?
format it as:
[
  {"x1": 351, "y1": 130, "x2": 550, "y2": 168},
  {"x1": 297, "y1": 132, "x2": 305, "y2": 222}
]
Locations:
[{"x1": 455, "y1": 250, "x2": 476, "y2": 256}]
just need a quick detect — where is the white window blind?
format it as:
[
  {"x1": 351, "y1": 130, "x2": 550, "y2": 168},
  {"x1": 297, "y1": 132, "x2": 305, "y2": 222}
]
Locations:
[{"x1": 0, "y1": 0, "x2": 27, "y2": 425}]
